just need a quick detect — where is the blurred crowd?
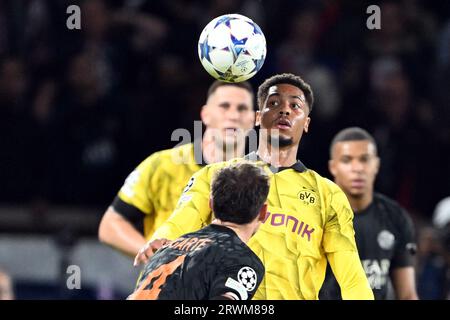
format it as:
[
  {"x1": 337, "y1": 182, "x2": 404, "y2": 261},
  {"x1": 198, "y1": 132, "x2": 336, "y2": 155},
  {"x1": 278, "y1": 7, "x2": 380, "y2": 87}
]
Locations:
[{"x1": 0, "y1": 0, "x2": 449, "y2": 298}]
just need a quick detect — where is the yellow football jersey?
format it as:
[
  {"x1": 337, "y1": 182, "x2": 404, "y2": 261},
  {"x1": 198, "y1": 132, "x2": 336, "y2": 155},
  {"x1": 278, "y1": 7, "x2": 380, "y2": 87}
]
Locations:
[
  {"x1": 114, "y1": 143, "x2": 202, "y2": 240},
  {"x1": 152, "y1": 153, "x2": 374, "y2": 300}
]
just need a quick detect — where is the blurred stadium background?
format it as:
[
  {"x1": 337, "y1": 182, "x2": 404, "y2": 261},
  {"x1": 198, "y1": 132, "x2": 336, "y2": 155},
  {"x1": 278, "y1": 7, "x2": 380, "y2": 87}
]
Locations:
[{"x1": 0, "y1": 0, "x2": 449, "y2": 299}]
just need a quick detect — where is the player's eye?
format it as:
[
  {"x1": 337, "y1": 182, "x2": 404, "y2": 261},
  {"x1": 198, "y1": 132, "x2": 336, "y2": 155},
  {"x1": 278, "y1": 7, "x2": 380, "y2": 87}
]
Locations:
[
  {"x1": 340, "y1": 157, "x2": 351, "y2": 163},
  {"x1": 269, "y1": 100, "x2": 279, "y2": 107},
  {"x1": 292, "y1": 103, "x2": 301, "y2": 109},
  {"x1": 219, "y1": 103, "x2": 230, "y2": 109},
  {"x1": 238, "y1": 105, "x2": 249, "y2": 112},
  {"x1": 360, "y1": 156, "x2": 370, "y2": 163}
]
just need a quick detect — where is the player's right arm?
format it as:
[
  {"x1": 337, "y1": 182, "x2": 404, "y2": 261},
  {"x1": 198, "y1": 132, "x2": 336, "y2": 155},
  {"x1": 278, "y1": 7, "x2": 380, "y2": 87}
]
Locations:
[
  {"x1": 151, "y1": 166, "x2": 213, "y2": 240},
  {"x1": 99, "y1": 154, "x2": 157, "y2": 258},
  {"x1": 134, "y1": 166, "x2": 213, "y2": 265},
  {"x1": 98, "y1": 206, "x2": 146, "y2": 258}
]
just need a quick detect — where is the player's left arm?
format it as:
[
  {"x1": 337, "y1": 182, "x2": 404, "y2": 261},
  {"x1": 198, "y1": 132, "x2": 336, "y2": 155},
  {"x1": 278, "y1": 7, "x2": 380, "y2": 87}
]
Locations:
[
  {"x1": 208, "y1": 254, "x2": 265, "y2": 301},
  {"x1": 323, "y1": 188, "x2": 374, "y2": 300},
  {"x1": 391, "y1": 267, "x2": 418, "y2": 300},
  {"x1": 390, "y1": 208, "x2": 419, "y2": 300},
  {"x1": 326, "y1": 251, "x2": 373, "y2": 300}
]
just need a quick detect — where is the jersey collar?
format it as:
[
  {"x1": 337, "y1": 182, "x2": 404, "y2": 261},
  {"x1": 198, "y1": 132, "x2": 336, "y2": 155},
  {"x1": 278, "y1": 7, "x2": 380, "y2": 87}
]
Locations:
[{"x1": 244, "y1": 152, "x2": 307, "y2": 173}]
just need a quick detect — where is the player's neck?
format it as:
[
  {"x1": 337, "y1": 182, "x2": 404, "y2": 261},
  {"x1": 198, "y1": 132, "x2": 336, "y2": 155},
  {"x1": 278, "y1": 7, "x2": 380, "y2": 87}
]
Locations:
[
  {"x1": 212, "y1": 219, "x2": 253, "y2": 244},
  {"x1": 349, "y1": 192, "x2": 373, "y2": 213},
  {"x1": 256, "y1": 142, "x2": 298, "y2": 168},
  {"x1": 202, "y1": 130, "x2": 246, "y2": 164}
]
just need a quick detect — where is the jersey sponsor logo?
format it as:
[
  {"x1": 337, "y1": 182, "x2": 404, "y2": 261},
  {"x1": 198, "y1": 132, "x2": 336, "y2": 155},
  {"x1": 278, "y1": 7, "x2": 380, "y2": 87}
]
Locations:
[
  {"x1": 120, "y1": 169, "x2": 140, "y2": 197},
  {"x1": 225, "y1": 277, "x2": 248, "y2": 300},
  {"x1": 362, "y1": 259, "x2": 390, "y2": 290},
  {"x1": 377, "y1": 230, "x2": 395, "y2": 250},
  {"x1": 263, "y1": 211, "x2": 315, "y2": 241},
  {"x1": 298, "y1": 188, "x2": 317, "y2": 206},
  {"x1": 237, "y1": 266, "x2": 258, "y2": 291}
]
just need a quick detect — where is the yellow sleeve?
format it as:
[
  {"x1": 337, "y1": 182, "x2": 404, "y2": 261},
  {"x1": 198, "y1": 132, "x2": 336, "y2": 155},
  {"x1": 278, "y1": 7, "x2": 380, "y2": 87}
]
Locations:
[
  {"x1": 117, "y1": 153, "x2": 158, "y2": 215},
  {"x1": 327, "y1": 251, "x2": 374, "y2": 300},
  {"x1": 151, "y1": 166, "x2": 213, "y2": 241},
  {"x1": 323, "y1": 188, "x2": 374, "y2": 300},
  {"x1": 322, "y1": 189, "x2": 357, "y2": 253}
]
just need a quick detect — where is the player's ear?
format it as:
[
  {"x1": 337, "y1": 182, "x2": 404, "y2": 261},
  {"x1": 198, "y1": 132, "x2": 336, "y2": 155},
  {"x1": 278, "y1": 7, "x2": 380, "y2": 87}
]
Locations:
[
  {"x1": 209, "y1": 197, "x2": 214, "y2": 211},
  {"x1": 328, "y1": 159, "x2": 337, "y2": 178},
  {"x1": 201, "y1": 105, "x2": 210, "y2": 126},
  {"x1": 303, "y1": 116, "x2": 311, "y2": 133},
  {"x1": 258, "y1": 203, "x2": 268, "y2": 222},
  {"x1": 250, "y1": 109, "x2": 256, "y2": 125},
  {"x1": 255, "y1": 110, "x2": 261, "y2": 126},
  {"x1": 374, "y1": 156, "x2": 380, "y2": 175}
]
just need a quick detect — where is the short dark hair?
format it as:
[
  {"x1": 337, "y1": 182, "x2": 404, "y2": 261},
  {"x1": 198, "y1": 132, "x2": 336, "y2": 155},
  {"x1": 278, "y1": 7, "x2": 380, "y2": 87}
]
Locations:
[
  {"x1": 211, "y1": 162, "x2": 270, "y2": 224},
  {"x1": 207, "y1": 80, "x2": 254, "y2": 100},
  {"x1": 257, "y1": 73, "x2": 314, "y2": 112},
  {"x1": 330, "y1": 127, "x2": 378, "y2": 158}
]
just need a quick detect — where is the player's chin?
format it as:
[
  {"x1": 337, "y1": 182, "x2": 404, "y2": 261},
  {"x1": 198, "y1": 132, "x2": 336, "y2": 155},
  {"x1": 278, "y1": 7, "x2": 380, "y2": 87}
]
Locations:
[{"x1": 348, "y1": 188, "x2": 366, "y2": 198}]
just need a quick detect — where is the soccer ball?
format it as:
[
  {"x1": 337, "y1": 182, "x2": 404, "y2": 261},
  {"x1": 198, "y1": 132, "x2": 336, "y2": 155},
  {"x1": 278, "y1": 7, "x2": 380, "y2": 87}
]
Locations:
[{"x1": 198, "y1": 14, "x2": 267, "y2": 83}]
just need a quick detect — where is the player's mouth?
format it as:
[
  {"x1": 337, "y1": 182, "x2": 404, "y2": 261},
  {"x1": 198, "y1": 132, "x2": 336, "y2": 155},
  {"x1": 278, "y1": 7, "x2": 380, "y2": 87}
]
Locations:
[
  {"x1": 275, "y1": 118, "x2": 291, "y2": 130},
  {"x1": 350, "y1": 179, "x2": 366, "y2": 189}
]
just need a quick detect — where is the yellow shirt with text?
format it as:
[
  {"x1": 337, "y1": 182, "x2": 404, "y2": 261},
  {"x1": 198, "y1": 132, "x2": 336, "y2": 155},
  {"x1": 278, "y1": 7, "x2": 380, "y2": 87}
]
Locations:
[{"x1": 152, "y1": 155, "x2": 374, "y2": 300}]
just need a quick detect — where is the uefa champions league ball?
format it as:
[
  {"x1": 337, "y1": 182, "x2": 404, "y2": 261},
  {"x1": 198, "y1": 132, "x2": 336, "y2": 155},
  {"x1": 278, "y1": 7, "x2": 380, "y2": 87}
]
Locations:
[{"x1": 198, "y1": 14, "x2": 267, "y2": 83}]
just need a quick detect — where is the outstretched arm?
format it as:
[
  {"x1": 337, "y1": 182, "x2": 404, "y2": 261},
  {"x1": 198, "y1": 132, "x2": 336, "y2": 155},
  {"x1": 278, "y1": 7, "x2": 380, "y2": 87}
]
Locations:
[
  {"x1": 99, "y1": 206, "x2": 146, "y2": 258},
  {"x1": 151, "y1": 168, "x2": 214, "y2": 240},
  {"x1": 134, "y1": 167, "x2": 214, "y2": 265}
]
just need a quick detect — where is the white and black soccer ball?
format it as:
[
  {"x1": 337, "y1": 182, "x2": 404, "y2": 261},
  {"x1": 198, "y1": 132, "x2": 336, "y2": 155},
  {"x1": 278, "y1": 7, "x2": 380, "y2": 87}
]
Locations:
[
  {"x1": 198, "y1": 14, "x2": 267, "y2": 83},
  {"x1": 237, "y1": 266, "x2": 258, "y2": 291}
]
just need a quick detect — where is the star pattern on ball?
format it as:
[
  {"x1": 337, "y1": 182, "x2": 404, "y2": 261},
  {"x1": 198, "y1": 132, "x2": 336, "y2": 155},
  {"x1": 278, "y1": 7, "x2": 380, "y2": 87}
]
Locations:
[{"x1": 198, "y1": 14, "x2": 266, "y2": 82}]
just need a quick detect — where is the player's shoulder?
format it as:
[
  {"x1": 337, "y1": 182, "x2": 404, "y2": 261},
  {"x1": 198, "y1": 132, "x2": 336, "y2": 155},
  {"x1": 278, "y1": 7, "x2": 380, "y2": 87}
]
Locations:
[
  {"x1": 139, "y1": 143, "x2": 197, "y2": 169},
  {"x1": 305, "y1": 169, "x2": 345, "y2": 195},
  {"x1": 156, "y1": 143, "x2": 196, "y2": 163},
  {"x1": 205, "y1": 225, "x2": 264, "y2": 269},
  {"x1": 373, "y1": 192, "x2": 412, "y2": 223},
  {"x1": 373, "y1": 193, "x2": 406, "y2": 214}
]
